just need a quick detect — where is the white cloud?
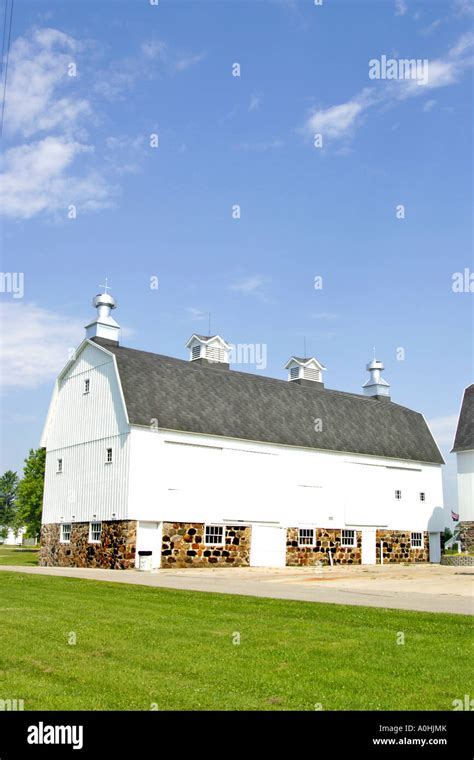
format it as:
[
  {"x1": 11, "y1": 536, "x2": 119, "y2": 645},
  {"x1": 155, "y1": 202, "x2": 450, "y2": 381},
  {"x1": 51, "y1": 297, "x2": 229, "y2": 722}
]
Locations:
[
  {"x1": 423, "y1": 98, "x2": 437, "y2": 112},
  {"x1": 426, "y1": 414, "x2": 458, "y2": 448},
  {"x1": 1, "y1": 27, "x2": 116, "y2": 220},
  {"x1": 4, "y1": 27, "x2": 91, "y2": 139},
  {"x1": 454, "y1": 0, "x2": 474, "y2": 18},
  {"x1": 305, "y1": 90, "x2": 376, "y2": 139},
  {"x1": 303, "y1": 32, "x2": 473, "y2": 143},
  {"x1": 173, "y1": 52, "x2": 206, "y2": 72},
  {"x1": 395, "y1": 1, "x2": 407, "y2": 16},
  {"x1": 229, "y1": 276, "x2": 267, "y2": 296},
  {"x1": 141, "y1": 39, "x2": 167, "y2": 61},
  {"x1": 186, "y1": 307, "x2": 208, "y2": 322},
  {"x1": 0, "y1": 137, "x2": 113, "y2": 219},
  {"x1": 0, "y1": 303, "x2": 83, "y2": 389},
  {"x1": 421, "y1": 18, "x2": 442, "y2": 35},
  {"x1": 248, "y1": 95, "x2": 261, "y2": 112}
]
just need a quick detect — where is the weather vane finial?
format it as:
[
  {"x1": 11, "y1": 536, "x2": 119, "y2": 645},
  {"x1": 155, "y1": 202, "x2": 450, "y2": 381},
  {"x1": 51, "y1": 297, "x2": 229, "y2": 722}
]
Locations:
[{"x1": 100, "y1": 277, "x2": 111, "y2": 295}]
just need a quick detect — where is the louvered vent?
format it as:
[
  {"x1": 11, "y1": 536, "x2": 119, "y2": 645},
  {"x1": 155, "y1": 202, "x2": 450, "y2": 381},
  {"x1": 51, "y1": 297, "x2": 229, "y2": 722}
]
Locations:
[
  {"x1": 303, "y1": 366, "x2": 321, "y2": 382},
  {"x1": 191, "y1": 344, "x2": 201, "y2": 360},
  {"x1": 289, "y1": 366, "x2": 300, "y2": 381},
  {"x1": 205, "y1": 345, "x2": 225, "y2": 363}
]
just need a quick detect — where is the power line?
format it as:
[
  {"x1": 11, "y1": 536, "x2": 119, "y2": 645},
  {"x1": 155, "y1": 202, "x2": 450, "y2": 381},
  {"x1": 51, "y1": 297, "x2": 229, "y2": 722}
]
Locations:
[
  {"x1": 1, "y1": 0, "x2": 9, "y2": 76},
  {"x1": 0, "y1": 0, "x2": 14, "y2": 139}
]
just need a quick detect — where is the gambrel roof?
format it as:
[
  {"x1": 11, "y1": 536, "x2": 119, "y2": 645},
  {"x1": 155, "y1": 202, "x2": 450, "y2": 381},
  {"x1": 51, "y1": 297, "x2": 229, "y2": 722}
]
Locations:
[
  {"x1": 451, "y1": 384, "x2": 474, "y2": 453},
  {"x1": 91, "y1": 337, "x2": 444, "y2": 465}
]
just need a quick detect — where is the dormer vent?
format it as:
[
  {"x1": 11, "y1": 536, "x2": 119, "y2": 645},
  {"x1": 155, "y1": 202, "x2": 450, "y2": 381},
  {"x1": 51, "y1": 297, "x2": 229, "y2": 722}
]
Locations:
[
  {"x1": 284, "y1": 357, "x2": 326, "y2": 387},
  {"x1": 186, "y1": 334, "x2": 231, "y2": 369}
]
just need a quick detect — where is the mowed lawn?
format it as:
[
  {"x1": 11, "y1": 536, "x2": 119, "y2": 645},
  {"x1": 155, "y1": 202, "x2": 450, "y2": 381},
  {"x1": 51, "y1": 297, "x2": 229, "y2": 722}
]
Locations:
[
  {"x1": 0, "y1": 545, "x2": 39, "y2": 566},
  {"x1": 0, "y1": 572, "x2": 471, "y2": 711}
]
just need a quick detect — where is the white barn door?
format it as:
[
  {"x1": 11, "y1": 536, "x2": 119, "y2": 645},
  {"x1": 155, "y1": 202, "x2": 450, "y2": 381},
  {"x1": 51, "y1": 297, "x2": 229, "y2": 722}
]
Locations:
[
  {"x1": 136, "y1": 521, "x2": 163, "y2": 569},
  {"x1": 362, "y1": 528, "x2": 377, "y2": 565},
  {"x1": 250, "y1": 525, "x2": 286, "y2": 568}
]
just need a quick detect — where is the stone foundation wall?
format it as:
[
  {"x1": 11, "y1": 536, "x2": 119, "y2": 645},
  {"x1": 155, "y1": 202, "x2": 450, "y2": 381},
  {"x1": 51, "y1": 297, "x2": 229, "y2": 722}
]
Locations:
[
  {"x1": 440, "y1": 554, "x2": 474, "y2": 566},
  {"x1": 456, "y1": 521, "x2": 474, "y2": 552},
  {"x1": 377, "y1": 530, "x2": 429, "y2": 563},
  {"x1": 286, "y1": 528, "x2": 362, "y2": 566},
  {"x1": 39, "y1": 520, "x2": 137, "y2": 569},
  {"x1": 161, "y1": 522, "x2": 251, "y2": 568}
]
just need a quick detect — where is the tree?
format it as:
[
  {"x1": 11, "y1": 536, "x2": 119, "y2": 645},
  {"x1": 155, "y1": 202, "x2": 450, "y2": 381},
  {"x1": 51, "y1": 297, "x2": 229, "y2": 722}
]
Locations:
[
  {"x1": 15, "y1": 448, "x2": 46, "y2": 539},
  {"x1": 0, "y1": 470, "x2": 19, "y2": 539},
  {"x1": 441, "y1": 527, "x2": 453, "y2": 550}
]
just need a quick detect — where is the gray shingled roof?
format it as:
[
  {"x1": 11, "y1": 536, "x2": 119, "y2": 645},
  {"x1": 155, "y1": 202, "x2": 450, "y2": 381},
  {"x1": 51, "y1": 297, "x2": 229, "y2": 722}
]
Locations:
[
  {"x1": 92, "y1": 338, "x2": 443, "y2": 464},
  {"x1": 452, "y1": 385, "x2": 474, "y2": 453}
]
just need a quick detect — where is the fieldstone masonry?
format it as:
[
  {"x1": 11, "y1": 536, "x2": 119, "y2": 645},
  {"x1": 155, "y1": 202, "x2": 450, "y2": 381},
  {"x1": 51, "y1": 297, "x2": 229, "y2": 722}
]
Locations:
[
  {"x1": 377, "y1": 530, "x2": 429, "y2": 563},
  {"x1": 161, "y1": 522, "x2": 251, "y2": 567},
  {"x1": 39, "y1": 520, "x2": 137, "y2": 569},
  {"x1": 286, "y1": 528, "x2": 362, "y2": 565},
  {"x1": 456, "y1": 521, "x2": 474, "y2": 552}
]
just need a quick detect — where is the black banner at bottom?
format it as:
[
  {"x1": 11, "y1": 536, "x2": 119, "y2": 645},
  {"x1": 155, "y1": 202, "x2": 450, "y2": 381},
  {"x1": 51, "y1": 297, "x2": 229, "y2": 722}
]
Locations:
[{"x1": 0, "y1": 710, "x2": 471, "y2": 757}]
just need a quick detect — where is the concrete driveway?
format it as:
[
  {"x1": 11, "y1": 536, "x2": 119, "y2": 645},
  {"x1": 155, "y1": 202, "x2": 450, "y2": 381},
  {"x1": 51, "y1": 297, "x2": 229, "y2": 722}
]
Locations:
[{"x1": 1, "y1": 563, "x2": 472, "y2": 615}]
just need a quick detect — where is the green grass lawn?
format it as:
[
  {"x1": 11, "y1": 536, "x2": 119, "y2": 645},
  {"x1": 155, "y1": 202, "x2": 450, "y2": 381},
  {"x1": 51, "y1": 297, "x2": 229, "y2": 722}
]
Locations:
[
  {"x1": 0, "y1": 545, "x2": 39, "y2": 566},
  {"x1": 0, "y1": 571, "x2": 471, "y2": 711}
]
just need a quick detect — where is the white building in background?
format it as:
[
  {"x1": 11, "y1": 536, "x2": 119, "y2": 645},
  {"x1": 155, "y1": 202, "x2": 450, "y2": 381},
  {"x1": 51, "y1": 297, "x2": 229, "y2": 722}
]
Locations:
[
  {"x1": 1, "y1": 527, "x2": 26, "y2": 545},
  {"x1": 451, "y1": 385, "x2": 474, "y2": 549},
  {"x1": 39, "y1": 290, "x2": 445, "y2": 570}
]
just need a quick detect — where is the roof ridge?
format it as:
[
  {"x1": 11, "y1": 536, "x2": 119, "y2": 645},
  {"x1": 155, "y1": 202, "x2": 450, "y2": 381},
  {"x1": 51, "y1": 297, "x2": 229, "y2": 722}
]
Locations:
[{"x1": 103, "y1": 342, "x2": 421, "y2": 411}]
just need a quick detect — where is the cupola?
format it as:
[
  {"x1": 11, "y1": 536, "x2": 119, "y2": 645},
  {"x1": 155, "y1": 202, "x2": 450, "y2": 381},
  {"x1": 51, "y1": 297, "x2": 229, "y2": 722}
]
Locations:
[
  {"x1": 185, "y1": 334, "x2": 231, "y2": 368},
  {"x1": 84, "y1": 282, "x2": 120, "y2": 344},
  {"x1": 284, "y1": 357, "x2": 326, "y2": 387},
  {"x1": 362, "y1": 358, "x2": 390, "y2": 400}
]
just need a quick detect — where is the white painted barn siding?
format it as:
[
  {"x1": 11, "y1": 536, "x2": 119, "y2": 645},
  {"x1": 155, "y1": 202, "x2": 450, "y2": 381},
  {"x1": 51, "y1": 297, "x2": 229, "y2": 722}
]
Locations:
[
  {"x1": 456, "y1": 450, "x2": 474, "y2": 521},
  {"x1": 42, "y1": 342, "x2": 131, "y2": 523},
  {"x1": 127, "y1": 426, "x2": 444, "y2": 532}
]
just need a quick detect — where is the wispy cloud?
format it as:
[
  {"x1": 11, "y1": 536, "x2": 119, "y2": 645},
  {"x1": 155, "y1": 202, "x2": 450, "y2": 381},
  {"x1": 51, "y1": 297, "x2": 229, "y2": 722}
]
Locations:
[
  {"x1": 0, "y1": 303, "x2": 82, "y2": 389},
  {"x1": 4, "y1": 27, "x2": 91, "y2": 139},
  {"x1": 302, "y1": 32, "x2": 474, "y2": 145},
  {"x1": 0, "y1": 137, "x2": 114, "y2": 219},
  {"x1": 395, "y1": 1, "x2": 407, "y2": 16},
  {"x1": 248, "y1": 94, "x2": 261, "y2": 112},
  {"x1": 173, "y1": 51, "x2": 206, "y2": 72},
  {"x1": 186, "y1": 307, "x2": 208, "y2": 322},
  {"x1": 228, "y1": 276, "x2": 272, "y2": 302},
  {"x1": 1, "y1": 27, "x2": 115, "y2": 219},
  {"x1": 421, "y1": 18, "x2": 442, "y2": 36},
  {"x1": 423, "y1": 98, "x2": 437, "y2": 112}
]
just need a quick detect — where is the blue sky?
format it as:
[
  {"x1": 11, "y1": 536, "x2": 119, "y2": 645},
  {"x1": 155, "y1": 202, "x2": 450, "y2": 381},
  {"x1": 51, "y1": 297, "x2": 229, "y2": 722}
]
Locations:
[{"x1": 0, "y1": 0, "x2": 472, "y2": 515}]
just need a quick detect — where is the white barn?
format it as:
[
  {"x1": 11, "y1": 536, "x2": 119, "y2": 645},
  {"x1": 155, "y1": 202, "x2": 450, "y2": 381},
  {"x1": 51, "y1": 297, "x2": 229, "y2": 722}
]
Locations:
[
  {"x1": 451, "y1": 385, "x2": 474, "y2": 550},
  {"x1": 39, "y1": 291, "x2": 445, "y2": 569}
]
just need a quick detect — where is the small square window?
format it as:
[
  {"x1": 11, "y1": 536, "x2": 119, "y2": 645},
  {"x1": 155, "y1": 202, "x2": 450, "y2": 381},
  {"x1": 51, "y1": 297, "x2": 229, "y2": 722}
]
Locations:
[
  {"x1": 411, "y1": 532, "x2": 423, "y2": 548},
  {"x1": 298, "y1": 528, "x2": 314, "y2": 546},
  {"x1": 89, "y1": 521, "x2": 102, "y2": 543},
  {"x1": 341, "y1": 529, "x2": 356, "y2": 547},
  {"x1": 106, "y1": 448, "x2": 113, "y2": 463},
  {"x1": 57, "y1": 458, "x2": 63, "y2": 473},
  {"x1": 205, "y1": 525, "x2": 224, "y2": 546},
  {"x1": 84, "y1": 379, "x2": 90, "y2": 394},
  {"x1": 419, "y1": 492, "x2": 425, "y2": 502},
  {"x1": 60, "y1": 523, "x2": 71, "y2": 543},
  {"x1": 395, "y1": 490, "x2": 402, "y2": 500}
]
